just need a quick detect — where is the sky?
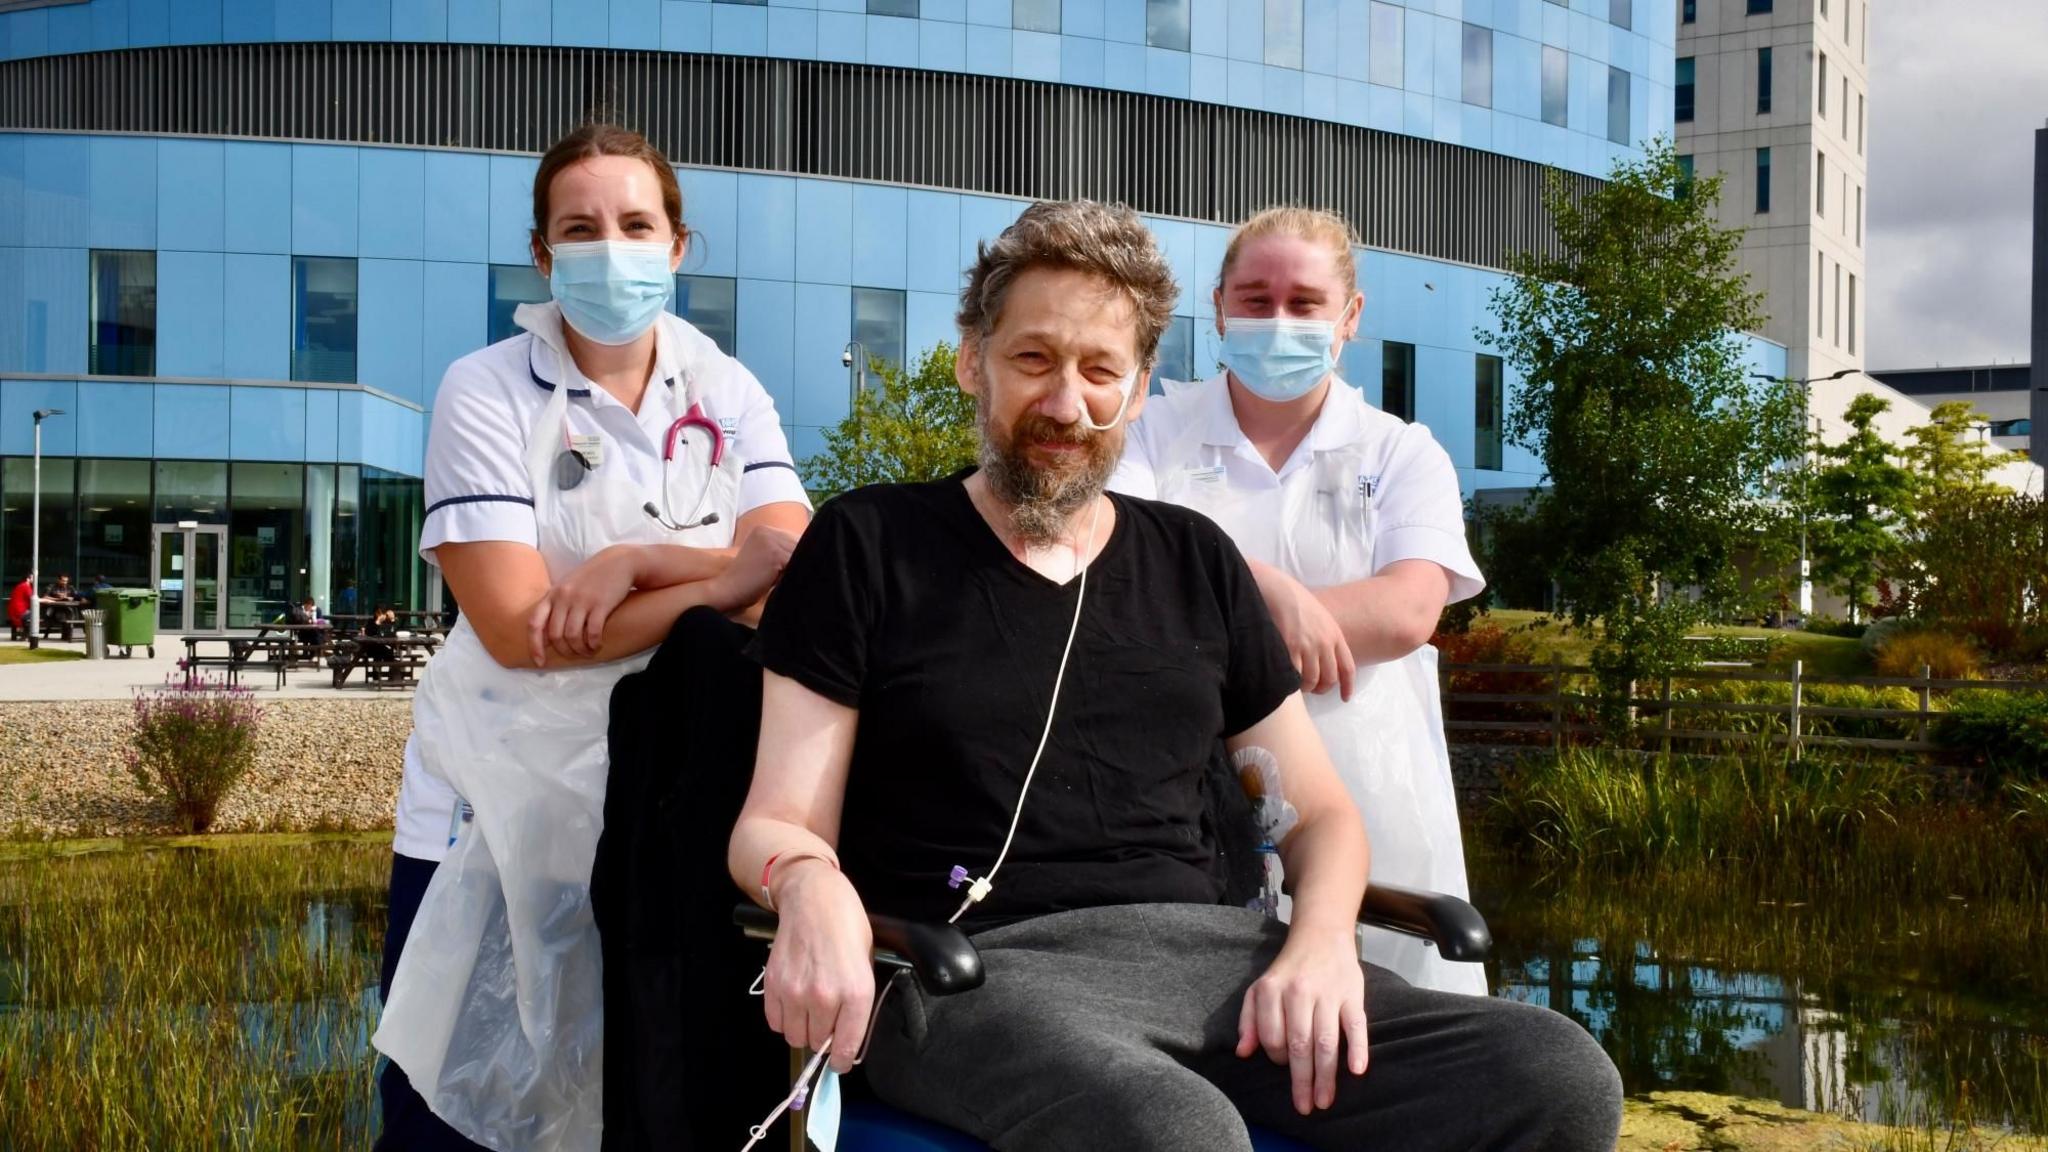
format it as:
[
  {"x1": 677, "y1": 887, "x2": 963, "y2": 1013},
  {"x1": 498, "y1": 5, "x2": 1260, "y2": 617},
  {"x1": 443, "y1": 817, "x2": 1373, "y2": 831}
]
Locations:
[{"x1": 1864, "y1": 0, "x2": 2048, "y2": 370}]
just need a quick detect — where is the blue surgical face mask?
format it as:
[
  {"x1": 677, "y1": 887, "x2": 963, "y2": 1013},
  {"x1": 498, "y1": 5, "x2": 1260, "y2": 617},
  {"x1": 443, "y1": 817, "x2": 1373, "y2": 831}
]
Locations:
[
  {"x1": 1219, "y1": 317, "x2": 1340, "y2": 402},
  {"x1": 545, "y1": 239, "x2": 674, "y2": 346}
]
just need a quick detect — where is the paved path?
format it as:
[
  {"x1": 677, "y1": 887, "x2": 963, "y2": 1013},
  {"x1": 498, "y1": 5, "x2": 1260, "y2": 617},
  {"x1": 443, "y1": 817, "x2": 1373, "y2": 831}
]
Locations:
[{"x1": 0, "y1": 634, "x2": 417, "y2": 701}]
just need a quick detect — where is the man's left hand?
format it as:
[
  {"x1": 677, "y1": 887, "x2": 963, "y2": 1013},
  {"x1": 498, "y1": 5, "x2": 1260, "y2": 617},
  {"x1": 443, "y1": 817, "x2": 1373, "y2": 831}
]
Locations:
[{"x1": 1236, "y1": 930, "x2": 1370, "y2": 1114}]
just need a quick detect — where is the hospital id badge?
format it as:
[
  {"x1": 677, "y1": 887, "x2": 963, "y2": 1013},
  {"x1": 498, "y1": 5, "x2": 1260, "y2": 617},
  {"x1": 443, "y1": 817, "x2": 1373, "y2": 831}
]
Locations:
[
  {"x1": 1186, "y1": 464, "x2": 1227, "y2": 485},
  {"x1": 568, "y1": 434, "x2": 604, "y2": 469}
]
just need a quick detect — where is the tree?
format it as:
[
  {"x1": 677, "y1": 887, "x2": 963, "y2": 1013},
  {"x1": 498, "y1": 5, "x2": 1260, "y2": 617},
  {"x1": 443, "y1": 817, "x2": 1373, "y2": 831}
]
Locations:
[
  {"x1": 1479, "y1": 142, "x2": 1803, "y2": 730},
  {"x1": 1903, "y1": 400, "x2": 2024, "y2": 503},
  {"x1": 1807, "y1": 393, "x2": 1915, "y2": 622},
  {"x1": 801, "y1": 343, "x2": 978, "y2": 502}
]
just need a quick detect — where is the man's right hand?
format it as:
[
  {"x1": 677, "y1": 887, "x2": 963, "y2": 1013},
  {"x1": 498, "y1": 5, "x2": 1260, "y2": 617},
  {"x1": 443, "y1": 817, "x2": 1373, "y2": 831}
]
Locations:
[
  {"x1": 761, "y1": 859, "x2": 877, "y2": 1074},
  {"x1": 1250, "y1": 561, "x2": 1356, "y2": 701},
  {"x1": 709, "y1": 527, "x2": 799, "y2": 614}
]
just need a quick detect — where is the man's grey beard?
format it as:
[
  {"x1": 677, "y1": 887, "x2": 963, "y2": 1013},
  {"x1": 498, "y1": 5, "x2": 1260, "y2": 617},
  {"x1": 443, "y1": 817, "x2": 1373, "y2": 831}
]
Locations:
[{"x1": 975, "y1": 390, "x2": 1119, "y2": 549}]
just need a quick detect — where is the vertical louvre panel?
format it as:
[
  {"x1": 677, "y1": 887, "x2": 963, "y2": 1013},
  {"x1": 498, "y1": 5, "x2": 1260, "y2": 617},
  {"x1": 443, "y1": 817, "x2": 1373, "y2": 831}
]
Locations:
[{"x1": 0, "y1": 43, "x2": 1594, "y2": 270}]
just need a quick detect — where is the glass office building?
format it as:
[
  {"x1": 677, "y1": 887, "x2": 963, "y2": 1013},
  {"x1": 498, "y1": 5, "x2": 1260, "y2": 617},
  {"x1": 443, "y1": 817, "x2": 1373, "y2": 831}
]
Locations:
[{"x1": 0, "y1": 0, "x2": 1773, "y2": 631}]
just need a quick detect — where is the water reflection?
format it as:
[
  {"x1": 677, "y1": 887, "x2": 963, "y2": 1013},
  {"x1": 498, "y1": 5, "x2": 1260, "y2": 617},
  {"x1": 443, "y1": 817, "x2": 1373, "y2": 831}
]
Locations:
[{"x1": 1477, "y1": 852, "x2": 2048, "y2": 1133}]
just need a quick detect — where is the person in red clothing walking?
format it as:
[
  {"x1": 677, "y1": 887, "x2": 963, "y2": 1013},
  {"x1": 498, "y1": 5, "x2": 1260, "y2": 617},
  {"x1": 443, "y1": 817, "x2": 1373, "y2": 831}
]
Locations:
[{"x1": 7, "y1": 574, "x2": 32, "y2": 640}]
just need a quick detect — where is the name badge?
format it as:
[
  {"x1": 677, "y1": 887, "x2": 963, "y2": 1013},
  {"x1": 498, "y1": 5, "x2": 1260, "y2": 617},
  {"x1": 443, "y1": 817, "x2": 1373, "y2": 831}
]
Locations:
[
  {"x1": 718, "y1": 416, "x2": 741, "y2": 438},
  {"x1": 1186, "y1": 465, "x2": 1227, "y2": 485},
  {"x1": 1358, "y1": 474, "x2": 1380, "y2": 500},
  {"x1": 569, "y1": 433, "x2": 605, "y2": 470}
]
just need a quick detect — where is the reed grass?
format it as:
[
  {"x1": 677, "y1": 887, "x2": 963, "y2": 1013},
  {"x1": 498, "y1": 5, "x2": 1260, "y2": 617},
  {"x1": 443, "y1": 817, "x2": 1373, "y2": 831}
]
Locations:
[{"x1": 0, "y1": 839, "x2": 388, "y2": 1150}]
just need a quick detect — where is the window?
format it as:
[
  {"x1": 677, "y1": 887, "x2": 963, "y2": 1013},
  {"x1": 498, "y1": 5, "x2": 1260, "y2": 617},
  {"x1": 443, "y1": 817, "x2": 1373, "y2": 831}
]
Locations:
[
  {"x1": 1817, "y1": 52, "x2": 1827, "y2": 118},
  {"x1": 88, "y1": 250, "x2": 156, "y2": 377},
  {"x1": 1606, "y1": 67, "x2": 1629, "y2": 146},
  {"x1": 1816, "y1": 252, "x2": 1825, "y2": 331},
  {"x1": 1541, "y1": 46, "x2": 1568, "y2": 128},
  {"x1": 1543, "y1": 0, "x2": 1564, "y2": 7},
  {"x1": 674, "y1": 275, "x2": 737, "y2": 357},
  {"x1": 1857, "y1": 94, "x2": 1864, "y2": 154},
  {"x1": 1847, "y1": 273, "x2": 1857, "y2": 355},
  {"x1": 1818, "y1": 0, "x2": 1825, "y2": 16},
  {"x1": 851, "y1": 287, "x2": 906, "y2": 377},
  {"x1": 487, "y1": 264, "x2": 549, "y2": 346},
  {"x1": 1677, "y1": 153, "x2": 1694, "y2": 195},
  {"x1": 79, "y1": 459, "x2": 151, "y2": 587},
  {"x1": 1380, "y1": 342, "x2": 1414, "y2": 423},
  {"x1": 1013, "y1": 0, "x2": 1057, "y2": 32},
  {"x1": 2, "y1": 458, "x2": 77, "y2": 586},
  {"x1": 1674, "y1": 57, "x2": 1694, "y2": 122},
  {"x1": 291, "y1": 256, "x2": 357, "y2": 384},
  {"x1": 1855, "y1": 185, "x2": 1862, "y2": 246},
  {"x1": 1681, "y1": 0, "x2": 1694, "y2": 23},
  {"x1": 228, "y1": 462, "x2": 305, "y2": 627},
  {"x1": 1815, "y1": 149, "x2": 1825, "y2": 217},
  {"x1": 1833, "y1": 263, "x2": 1841, "y2": 346},
  {"x1": 1154, "y1": 317, "x2": 1194, "y2": 392},
  {"x1": 1146, "y1": 0, "x2": 1189, "y2": 52},
  {"x1": 1474, "y1": 356, "x2": 1504, "y2": 471},
  {"x1": 1461, "y1": 24, "x2": 1491, "y2": 108},
  {"x1": 1746, "y1": 0, "x2": 1770, "y2": 12},
  {"x1": 1757, "y1": 46, "x2": 1772, "y2": 113},
  {"x1": 154, "y1": 460, "x2": 227, "y2": 524},
  {"x1": 1841, "y1": 79, "x2": 1848, "y2": 137},
  {"x1": 1608, "y1": 0, "x2": 1629, "y2": 30},
  {"x1": 1265, "y1": 0, "x2": 1303, "y2": 69},
  {"x1": 868, "y1": 0, "x2": 916, "y2": 14},
  {"x1": 1860, "y1": 3, "x2": 1867, "y2": 60},
  {"x1": 1755, "y1": 147, "x2": 1771, "y2": 212},
  {"x1": 1369, "y1": 3, "x2": 1403, "y2": 89}
]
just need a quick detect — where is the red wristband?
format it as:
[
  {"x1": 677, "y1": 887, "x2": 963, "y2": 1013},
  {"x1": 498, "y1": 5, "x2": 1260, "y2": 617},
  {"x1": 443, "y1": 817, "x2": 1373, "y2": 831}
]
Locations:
[{"x1": 760, "y1": 849, "x2": 837, "y2": 911}]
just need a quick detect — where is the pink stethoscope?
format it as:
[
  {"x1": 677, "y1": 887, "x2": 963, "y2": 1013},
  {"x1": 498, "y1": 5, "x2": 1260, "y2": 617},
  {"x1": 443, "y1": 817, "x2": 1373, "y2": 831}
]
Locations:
[{"x1": 644, "y1": 399, "x2": 726, "y2": 532}]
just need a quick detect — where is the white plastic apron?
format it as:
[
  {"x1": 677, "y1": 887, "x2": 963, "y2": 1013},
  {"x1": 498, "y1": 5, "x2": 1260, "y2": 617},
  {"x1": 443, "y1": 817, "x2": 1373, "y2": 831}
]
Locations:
[
  {"x1": 374, "y1": 320, "x2": 745, "y2": 1151},
  {"x1": 1156, "y1": 422, "x2": 1486, "y2": 996}
]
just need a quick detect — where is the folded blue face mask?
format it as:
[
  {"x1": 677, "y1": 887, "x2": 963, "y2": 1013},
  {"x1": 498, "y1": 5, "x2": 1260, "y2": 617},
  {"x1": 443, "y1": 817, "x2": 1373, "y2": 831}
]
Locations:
[
  {"x1": 546, "y1": 239, "x2": 674, "y2": 346},
  {"x1": 1219, "y1": 317, "x2": 1339, "y2": 402}
]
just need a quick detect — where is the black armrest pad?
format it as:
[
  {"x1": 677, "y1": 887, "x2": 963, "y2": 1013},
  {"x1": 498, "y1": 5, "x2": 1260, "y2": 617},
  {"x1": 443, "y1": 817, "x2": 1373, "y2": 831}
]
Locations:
[
  {"x1": 1359, "y1": 883, "x2": 1493, "y2": 963},
  {"x1": 734, "y1": 904, "x2": 985, "y2": 997}
]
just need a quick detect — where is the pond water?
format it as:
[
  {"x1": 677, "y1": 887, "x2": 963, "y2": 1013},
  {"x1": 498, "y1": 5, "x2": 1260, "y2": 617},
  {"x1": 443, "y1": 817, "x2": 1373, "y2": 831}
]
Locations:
[{"x1": 3, "y1": 841, "x2": 2044, "y2": 1145}]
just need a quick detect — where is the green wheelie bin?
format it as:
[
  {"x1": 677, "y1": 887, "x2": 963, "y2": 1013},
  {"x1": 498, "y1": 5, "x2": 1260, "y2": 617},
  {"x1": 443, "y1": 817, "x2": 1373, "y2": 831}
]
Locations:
[{"x1": 97, "y1": 589, "x2": 158, "y2": 658}]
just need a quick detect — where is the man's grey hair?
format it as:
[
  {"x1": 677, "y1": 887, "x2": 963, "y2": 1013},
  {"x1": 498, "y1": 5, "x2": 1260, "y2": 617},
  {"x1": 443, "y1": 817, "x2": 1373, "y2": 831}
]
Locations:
[{"x1": 956, "y1": 200, "x2": 1179, "y2": 368}]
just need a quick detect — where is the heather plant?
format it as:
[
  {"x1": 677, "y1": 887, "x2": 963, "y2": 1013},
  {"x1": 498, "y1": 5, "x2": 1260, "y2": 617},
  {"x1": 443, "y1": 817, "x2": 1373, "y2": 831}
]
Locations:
[{"x1": 127, "y1": 673, "x2": 264, "y2": 833}]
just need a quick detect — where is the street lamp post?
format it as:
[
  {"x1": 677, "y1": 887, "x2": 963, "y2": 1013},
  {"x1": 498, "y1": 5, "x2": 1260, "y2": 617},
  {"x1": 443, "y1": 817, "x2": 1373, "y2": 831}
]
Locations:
[
  {"x1": 842, "y1": 340, "x2": 869, "y2": 413},
  {"x1": 28, "y1": 408, "x2": 66, "y2": 650},
  {"x1": 1753, "y1": 368, "x2": 1855, "y2": 619}
]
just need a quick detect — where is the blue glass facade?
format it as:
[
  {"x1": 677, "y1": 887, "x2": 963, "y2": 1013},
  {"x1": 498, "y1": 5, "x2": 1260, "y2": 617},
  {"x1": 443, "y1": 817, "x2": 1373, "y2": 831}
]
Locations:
[{"x1": 0, "y1": 0, "x2": 1785, "y2": 614}]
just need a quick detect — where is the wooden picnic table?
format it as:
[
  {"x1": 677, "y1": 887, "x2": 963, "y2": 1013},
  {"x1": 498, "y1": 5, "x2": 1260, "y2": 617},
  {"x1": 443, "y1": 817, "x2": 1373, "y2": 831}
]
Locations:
[
  {"x1": 181, "y1": 635, "x2": 289, "y2": 689},
  {"x1": 34, "y1": 597, "x2": 87, "y2": 642},
  {"x1": 329, "y1": 633, "x2": 439, "y2": 689},
  {"x1": 257, "y1": 621, "x2": 335, "y2": 669}
]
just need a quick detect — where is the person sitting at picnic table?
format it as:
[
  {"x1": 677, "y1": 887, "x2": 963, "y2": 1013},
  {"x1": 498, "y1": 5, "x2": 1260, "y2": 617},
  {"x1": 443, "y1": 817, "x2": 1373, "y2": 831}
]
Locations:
[
  {"x1": 7, "y1": 574, "x2": 30, "y2": 640},
  {"x1": 91, "y1": 575, "x2": 112, "y2": 594},
  {"x1": 44, "y1": 574, "x2": 79, "y2": 603},
  {"x1": 286, "y1": 595, "x2": 325, "y2": 627}
]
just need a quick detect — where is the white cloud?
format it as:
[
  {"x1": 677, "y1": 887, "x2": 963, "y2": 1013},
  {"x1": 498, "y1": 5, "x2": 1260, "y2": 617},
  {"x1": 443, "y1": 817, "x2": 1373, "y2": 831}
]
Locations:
[{"x1": 1865, "y1": 0, "x2": 2048, "y2": 368}]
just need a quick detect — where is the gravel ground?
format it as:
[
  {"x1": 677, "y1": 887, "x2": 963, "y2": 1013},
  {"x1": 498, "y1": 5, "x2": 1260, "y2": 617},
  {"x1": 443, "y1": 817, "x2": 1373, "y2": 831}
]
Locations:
[{"x1": 0, "y1": 698, "x2": 411, "y2": 839}]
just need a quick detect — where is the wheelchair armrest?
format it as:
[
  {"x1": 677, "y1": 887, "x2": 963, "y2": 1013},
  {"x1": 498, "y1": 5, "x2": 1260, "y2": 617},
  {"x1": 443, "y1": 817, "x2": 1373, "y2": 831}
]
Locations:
[
  {"x1": 1359, "y1": 883, "x2": 1493, "y2": 964},
  {"x1": 735, "y1": 904, "x2": 986, "y2": 997}
]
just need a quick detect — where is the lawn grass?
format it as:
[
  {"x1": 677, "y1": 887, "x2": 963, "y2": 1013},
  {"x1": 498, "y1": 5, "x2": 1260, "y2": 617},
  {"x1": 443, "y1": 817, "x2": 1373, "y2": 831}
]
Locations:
[
  {"x1": 0, "y1": 644, "x2": 86, "y2": 665},
  {"x1": 1479, "y1": 608, "x2": 1870, "y2": 677}
]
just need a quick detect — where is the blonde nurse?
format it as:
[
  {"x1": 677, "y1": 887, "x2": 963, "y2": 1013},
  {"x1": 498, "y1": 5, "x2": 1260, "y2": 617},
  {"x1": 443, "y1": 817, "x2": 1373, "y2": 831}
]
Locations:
[{"x1": 1109, "y1": 207, "x2": 1487, "y2": 996}]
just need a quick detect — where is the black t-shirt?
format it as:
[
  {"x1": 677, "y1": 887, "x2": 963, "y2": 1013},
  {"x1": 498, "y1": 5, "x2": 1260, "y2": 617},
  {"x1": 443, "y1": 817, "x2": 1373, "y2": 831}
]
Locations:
[{"x1": 750, "y1": 471, "x2": 1299, "y2": 930}]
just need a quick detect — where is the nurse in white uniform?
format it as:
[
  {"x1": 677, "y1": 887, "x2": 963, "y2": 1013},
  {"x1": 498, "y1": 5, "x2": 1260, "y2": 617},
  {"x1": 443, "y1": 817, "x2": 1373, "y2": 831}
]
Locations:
[
  {"x1": 1109, "y1": 207, "x2": 1487, "y2": 996},
  {"x1": 370, "y1": 124, "x2": 811, "y2": 1152}
]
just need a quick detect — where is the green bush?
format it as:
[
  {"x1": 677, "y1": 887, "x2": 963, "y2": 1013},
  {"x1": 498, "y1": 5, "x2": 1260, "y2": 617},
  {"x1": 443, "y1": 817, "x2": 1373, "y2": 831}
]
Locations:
[
  {"x1": 1803, "y1": 615, "x2": 1867, "y2": 639},
  {"x1": 1663, "y1": 678, "x2": 1924, "y2": 744},
  {"x1": 1934, "y1": 692, "x2": 2048, "y2": 780},
  {"x1": 127, "y1": 673, "x2": 264, "y2": 832}
]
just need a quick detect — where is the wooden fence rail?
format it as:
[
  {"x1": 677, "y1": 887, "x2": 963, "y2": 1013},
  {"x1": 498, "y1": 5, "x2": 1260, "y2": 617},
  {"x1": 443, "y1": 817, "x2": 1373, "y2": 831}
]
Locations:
[{"x1": 1438, "y1": 660, "x2": 2044, "y2": 754}]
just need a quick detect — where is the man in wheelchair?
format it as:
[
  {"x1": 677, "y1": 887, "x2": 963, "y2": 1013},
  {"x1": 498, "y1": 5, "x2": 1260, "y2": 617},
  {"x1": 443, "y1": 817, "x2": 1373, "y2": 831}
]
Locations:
[{"x1": 728, "y1": 200, "x2": 1622, "y2": 1151}]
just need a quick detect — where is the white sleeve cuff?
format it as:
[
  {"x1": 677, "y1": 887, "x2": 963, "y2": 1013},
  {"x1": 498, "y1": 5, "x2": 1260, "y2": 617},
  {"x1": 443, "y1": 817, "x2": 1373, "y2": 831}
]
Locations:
[
  {"x1": 1373, "y1": 522, "x2": 1486, "y2": 605},
  {"x1": 737, "y1": 460, "x2": 812, "y2": 517},
  {"x1": 419, "y1": 496, "x2": 539, "y2": 565}
]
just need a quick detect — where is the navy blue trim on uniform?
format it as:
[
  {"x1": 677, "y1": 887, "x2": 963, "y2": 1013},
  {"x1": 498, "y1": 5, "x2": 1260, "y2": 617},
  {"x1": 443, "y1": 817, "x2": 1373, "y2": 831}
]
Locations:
[
  {"x1": 742, "y1": 460, "x2": 799, "y2": 474},
  {"x1": 527, "y1": 342, "x2": 593, "y2": 397},
  {"x1": 427, "y1": 493, "x2": 537, "y2": 515}
]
